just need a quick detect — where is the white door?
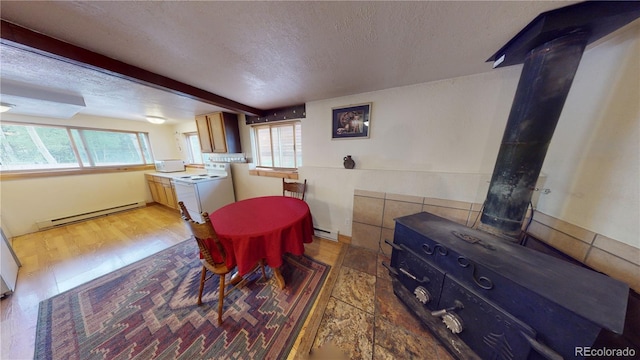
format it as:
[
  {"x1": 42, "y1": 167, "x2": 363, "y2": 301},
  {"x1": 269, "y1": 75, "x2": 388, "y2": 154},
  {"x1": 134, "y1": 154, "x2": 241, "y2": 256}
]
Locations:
[{"x1": 1, "y1": 228, "x2": 19, "y2": 296}]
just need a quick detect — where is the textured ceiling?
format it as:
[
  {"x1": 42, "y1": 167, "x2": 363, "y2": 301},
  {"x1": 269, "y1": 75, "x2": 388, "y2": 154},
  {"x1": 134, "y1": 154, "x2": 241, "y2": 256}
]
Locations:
[{"x1": 0, "y1": 1, "x2": 581, "y2": 123}]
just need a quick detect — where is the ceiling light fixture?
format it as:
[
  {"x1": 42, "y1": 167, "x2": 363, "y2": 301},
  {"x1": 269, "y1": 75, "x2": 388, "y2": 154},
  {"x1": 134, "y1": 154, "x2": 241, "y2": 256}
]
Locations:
[
  {"x1": 146, "y1": 116, "x2": 166, "y2": 124},
  {"x1": 1, "y1": 80, "x2": 86, "y2": 118},
  {"x1": 0, "y1": 103, "x2": 15, "y2": 113}
]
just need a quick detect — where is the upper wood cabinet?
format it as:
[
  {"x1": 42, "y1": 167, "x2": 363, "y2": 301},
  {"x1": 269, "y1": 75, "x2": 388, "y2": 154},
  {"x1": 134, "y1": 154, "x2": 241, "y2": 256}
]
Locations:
[{"x1": 195, "y1": 112, "x2": 241, "y2": 153}]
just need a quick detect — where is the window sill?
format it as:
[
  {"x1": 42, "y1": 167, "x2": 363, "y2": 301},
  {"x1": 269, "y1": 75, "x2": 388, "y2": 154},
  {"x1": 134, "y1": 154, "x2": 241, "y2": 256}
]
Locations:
[
  {"x1": 248, "y1": 168, "x2": 298, "y2": 179},
  {"x1": 0, "y1": 165, "x2": 156, "y2": 181}
]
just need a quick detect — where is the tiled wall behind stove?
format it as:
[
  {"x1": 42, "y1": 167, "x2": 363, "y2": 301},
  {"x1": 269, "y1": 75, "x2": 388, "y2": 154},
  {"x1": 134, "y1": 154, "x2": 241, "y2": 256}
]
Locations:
[
  {"x1": 351, "y1": 189, "x2": 640, "y2": 292},
  {"x1": 351, "y1": 190, "x2": 483, "y2": 258}
]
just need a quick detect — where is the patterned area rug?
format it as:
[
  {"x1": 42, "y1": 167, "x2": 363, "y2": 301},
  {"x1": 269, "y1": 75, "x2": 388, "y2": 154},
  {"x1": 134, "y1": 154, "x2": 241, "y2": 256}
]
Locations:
[{"x1": 35, "y1": 240, "x2": 329, "y2": 359}]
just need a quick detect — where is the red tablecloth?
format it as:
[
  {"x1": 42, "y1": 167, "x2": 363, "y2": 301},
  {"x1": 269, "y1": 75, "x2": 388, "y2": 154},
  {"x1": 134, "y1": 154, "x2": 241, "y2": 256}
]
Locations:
[{"x1": 209, "y1": 196, "x2": 314, "y2": 275}]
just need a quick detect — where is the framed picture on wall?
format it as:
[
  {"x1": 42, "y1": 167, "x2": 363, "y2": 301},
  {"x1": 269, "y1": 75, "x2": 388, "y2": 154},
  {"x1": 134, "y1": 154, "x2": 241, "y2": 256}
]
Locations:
[{"x1": 332, "y1": 103, "x2": 371, "y2": 139}]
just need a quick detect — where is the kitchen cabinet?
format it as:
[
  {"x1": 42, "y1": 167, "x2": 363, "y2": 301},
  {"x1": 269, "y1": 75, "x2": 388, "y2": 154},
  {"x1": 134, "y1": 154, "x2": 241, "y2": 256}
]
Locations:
[
  {"x1": 196, "y1": 112, "x2": 241, "y2": 153},
  {"x1": 145, "y1": 175, "x2": 178, "y2": 209}
]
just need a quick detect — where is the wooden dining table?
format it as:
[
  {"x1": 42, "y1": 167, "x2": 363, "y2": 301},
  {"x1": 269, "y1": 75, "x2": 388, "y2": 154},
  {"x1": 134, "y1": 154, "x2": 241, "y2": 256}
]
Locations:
[{"x1": 208, "y1": 195, "x2": 314, "y2": 289}]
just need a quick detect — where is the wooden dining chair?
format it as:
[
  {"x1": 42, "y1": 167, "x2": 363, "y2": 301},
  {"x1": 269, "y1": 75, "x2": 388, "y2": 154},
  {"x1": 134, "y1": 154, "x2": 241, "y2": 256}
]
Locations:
[
  {"x1": 283, "y1": 178, "x2": 307, "y2": 200},
  {"x1": 179, "y1": 202, "x2": 266, "y2": 325}
]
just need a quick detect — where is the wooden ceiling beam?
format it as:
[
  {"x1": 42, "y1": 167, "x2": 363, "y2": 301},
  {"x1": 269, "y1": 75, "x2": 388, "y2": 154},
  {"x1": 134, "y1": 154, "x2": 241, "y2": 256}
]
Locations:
[{"x1": 0, "y1": 20, "x2": 266, "y2": 117}]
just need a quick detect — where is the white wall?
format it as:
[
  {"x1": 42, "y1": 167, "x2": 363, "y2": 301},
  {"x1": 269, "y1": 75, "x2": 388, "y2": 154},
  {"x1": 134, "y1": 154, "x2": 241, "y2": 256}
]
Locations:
[
  {"x1": 172, "y1": 121, "x2": 198, "y2": 160},
  {"x1": 295, "y1": 68, "x2": 521, "y2": 238},
  {"x1": 538, "y1": 22, "x2": 639, "y2": 248},
  {"x1": 0, "y1": 114, "x2": 182, "y2": 235}
]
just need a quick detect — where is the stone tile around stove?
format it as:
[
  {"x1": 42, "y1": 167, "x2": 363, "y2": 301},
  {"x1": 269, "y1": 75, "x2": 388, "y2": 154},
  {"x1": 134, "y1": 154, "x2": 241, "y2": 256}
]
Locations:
[
  {"x1": 311, "y1": 244, "x2": 456, "y2": 360},
  {"x1": 351, "y1": 222, "x2": 382, "y2": 251},
  {"x1": 436, "y1": 344, "x2": 455, "y2": 360},
  {"x1": 593, "y1": 233, "x2": 640, "y2": 265},
  {"x1": 527, "y1": 221, "x2": 591, "y2": 262},
  {"x1": 373, "y1": 316, "x2": 440, "y2": 359},
  {"x1": 422, "y1": 205, "x2": 470, "y2": 226},
  {"x1": 375, "y1": 276, "x2": 427, "y2": 336},
  {"x1": 331, "y1": 266, "x2": 377, "y2": 314},
  {"x1": 353, "y1": 195, "x2": 385, "y2": 226},
  {"x1": 312, "y1": 297, "x2": 374, "y2": 360},
  {"x1": 376, "y1": 253, "x2": 391, "y2": 279},
  {"x1": 343, "y1": 245, "x2": 378, "y2": 276},
  {"x1": 374, "y1": 271, "x2": 455, "y2": 360},
  {"x1": 382, "y1": 200, "x2": 423, "y2": 229}
]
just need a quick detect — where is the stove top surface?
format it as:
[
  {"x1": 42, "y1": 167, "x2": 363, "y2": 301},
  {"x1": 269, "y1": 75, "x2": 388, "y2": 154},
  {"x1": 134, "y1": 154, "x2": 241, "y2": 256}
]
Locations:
[{"x1": 174, "y1": 174, "x2": 223, "y2": 183}]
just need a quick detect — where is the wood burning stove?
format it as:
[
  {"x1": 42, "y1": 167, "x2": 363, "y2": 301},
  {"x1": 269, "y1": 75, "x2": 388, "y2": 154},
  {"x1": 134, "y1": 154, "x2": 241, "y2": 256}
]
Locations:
[
  {"x1": 384, "y1": 212, "x2": 628, "y2": 359},
  {"x1": 384, "y1": 2, "x2": 640, "y2": 359}
]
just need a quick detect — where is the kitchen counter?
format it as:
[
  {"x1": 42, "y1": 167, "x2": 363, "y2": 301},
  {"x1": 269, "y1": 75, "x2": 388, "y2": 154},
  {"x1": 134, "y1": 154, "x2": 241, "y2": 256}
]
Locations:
[
  {"x1": 145, "y1": 169, "x2": 205, "y2": 179},
  {"x1": 145, "y1": 169, "x2": 206, "y2": 210}
]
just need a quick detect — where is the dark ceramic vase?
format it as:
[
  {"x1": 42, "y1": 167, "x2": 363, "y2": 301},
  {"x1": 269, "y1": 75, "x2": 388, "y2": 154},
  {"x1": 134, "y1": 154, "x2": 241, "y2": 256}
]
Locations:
[{"x1": 343, "y1": 155, "x2": 355, "y2": 169}]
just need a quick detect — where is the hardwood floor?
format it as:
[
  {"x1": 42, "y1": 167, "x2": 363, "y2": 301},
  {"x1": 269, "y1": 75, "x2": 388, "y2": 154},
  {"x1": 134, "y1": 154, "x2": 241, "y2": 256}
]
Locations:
[{"x1": 0, "y1": 204, "x2": 345, "y2": 360}]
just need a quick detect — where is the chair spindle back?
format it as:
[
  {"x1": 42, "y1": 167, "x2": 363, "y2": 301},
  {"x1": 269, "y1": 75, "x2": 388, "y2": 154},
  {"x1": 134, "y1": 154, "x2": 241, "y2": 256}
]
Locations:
[
  {"x1": 282, "y1": 179, "x2": 307, "y2": 200},
  {"x1": 179, "y1": 201, "x2": 226, "y2": 266}
]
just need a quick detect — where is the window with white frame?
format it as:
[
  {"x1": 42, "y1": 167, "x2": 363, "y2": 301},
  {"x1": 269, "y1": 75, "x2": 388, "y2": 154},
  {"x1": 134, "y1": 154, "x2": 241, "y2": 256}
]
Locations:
[
  {"x1": 0, "y1": 122, "x2": 153, "y2": 172},
  {"x1": 252, "y1": 121, "x2": 301, "y2": 169},
  {"x1": 184, "y1": 132, "x2": 203, "y2": 164}
]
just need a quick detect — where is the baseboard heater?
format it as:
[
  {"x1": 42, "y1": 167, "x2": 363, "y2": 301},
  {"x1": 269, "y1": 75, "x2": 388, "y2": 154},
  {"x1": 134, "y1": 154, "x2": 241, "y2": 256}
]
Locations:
[
  {"x1": 36, "y1": 201, "x2": 146, "y2": 230},
  {"x1": 313, "y1": 227, "x2": 339, "y2": 242}
]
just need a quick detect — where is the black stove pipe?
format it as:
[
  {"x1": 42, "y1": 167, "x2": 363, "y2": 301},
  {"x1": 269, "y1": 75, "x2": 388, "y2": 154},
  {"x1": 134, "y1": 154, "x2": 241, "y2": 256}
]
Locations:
[
  {"x1": 479, "y1": 32, "x2": 589, "y2": 240},
  {"x1": 477, "y1": 1, "x2": 640, "y2": 241}
]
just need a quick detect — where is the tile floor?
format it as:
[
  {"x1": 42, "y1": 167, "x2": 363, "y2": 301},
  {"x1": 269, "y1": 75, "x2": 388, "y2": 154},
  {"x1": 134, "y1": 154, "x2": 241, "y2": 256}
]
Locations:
[{"x1": 310, "y1": 245, "x2": 453, "y2": 360}]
